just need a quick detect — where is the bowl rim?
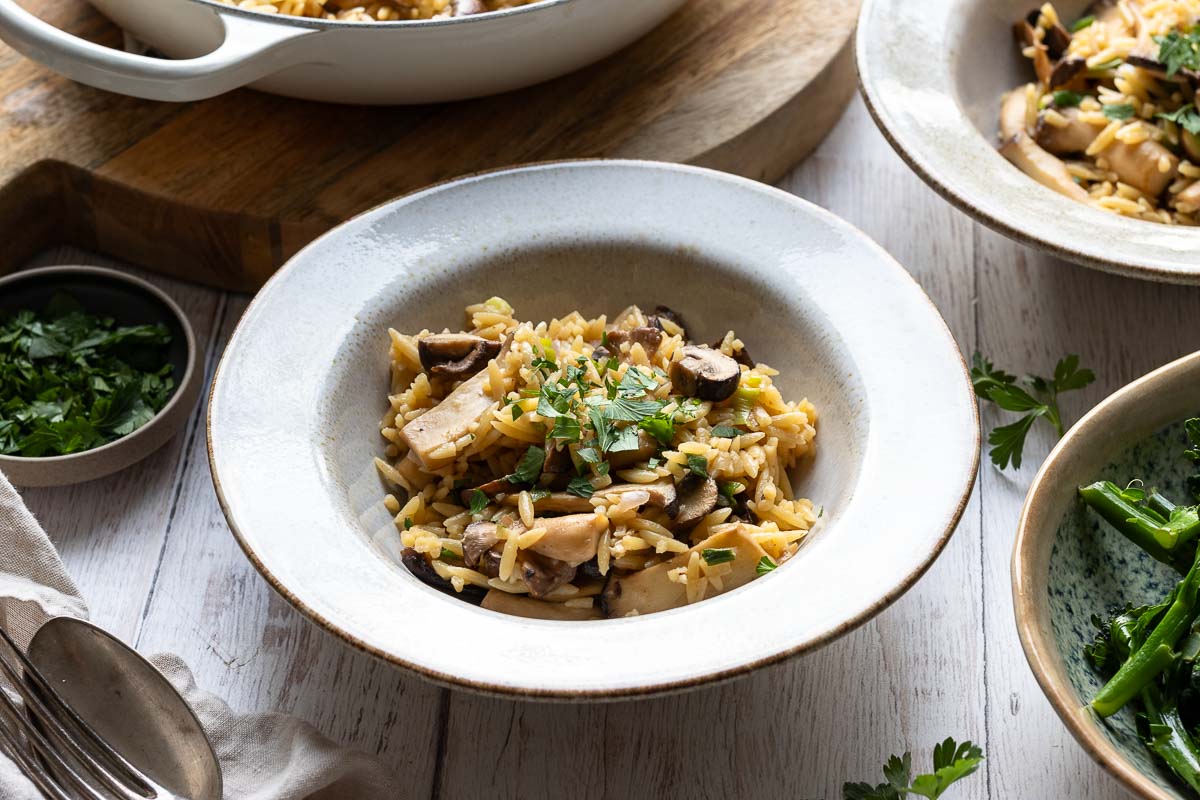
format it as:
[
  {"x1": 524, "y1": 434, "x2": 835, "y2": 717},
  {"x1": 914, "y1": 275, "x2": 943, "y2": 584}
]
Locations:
[
  {"x1": 1013, "y1": 349, "x2": 1200, "y2": 800},
  {"x1": 0, "y1": 265, "x2": 199, "y2": 471},
  {"x1": 207, "y1": 158, "x2": 981, "y2": 699},
  {"x1": 192, "y1": 0, "x2": 576, "y2": 29},
  {"x1": 855, "y1": 0, "x2": 1200, "y2": 285}
]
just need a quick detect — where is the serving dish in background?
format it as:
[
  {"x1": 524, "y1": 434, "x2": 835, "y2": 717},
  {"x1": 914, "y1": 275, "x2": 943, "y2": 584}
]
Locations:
[
  {"x1": 1015, "y1": 351, "x2": 1200, "y2": 800},
  {"x1": 207, "y1": 160, "x2": 979, "y2": 698},
  {"x1": 0, "y1": 0, "x2": 686, "y2": 104},
  {"x1": 0, "y1": 266, "x2": 201, "y2": 488},
  {"x1": 857, "y1": 0, "x2": 1200, "y2": 284}
]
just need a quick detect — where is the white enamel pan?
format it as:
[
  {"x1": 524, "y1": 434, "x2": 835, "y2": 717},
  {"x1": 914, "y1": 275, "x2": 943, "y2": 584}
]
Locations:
[{"x1": 0, "y1": 0, "x2": 685, "y2": 105}]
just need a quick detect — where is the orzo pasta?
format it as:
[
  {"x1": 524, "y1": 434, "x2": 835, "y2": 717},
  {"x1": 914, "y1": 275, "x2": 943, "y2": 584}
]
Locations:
[{"x1": 217, "y1": 0, "x2": 540, "y2": 21}]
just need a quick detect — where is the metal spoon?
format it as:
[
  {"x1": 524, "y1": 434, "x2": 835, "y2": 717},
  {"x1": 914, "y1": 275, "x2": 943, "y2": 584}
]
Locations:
[{"x1": 26, "y1": 617, "x2": 222, "y2": 800}]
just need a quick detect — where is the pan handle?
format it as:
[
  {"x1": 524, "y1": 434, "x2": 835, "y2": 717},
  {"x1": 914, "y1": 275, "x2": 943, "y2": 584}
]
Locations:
[{"x1": 0, "y1": 2, "x2": 319, "y2": 102}]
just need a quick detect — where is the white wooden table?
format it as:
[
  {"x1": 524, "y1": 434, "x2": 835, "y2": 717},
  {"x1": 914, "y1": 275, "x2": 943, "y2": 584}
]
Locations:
[{"x1": 16, "y1": 95, "x2": 1198, "y2": 799}]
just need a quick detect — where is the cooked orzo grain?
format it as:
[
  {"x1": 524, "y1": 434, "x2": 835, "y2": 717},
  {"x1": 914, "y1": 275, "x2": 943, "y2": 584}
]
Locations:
[{"x1": 217, "y1": 0, "x2": 540, "y2": 21}]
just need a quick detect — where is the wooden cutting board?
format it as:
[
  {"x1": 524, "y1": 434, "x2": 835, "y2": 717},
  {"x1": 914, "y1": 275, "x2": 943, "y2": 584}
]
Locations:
[{"x1": 0, "y1": 0, "x2": 861, "y2": 292}]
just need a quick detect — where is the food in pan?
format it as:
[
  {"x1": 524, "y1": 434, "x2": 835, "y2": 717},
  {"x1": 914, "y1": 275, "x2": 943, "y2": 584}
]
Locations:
[
  {"x1": 1078, "y1": 419, "x2": 1200, "y2": 794},
  {"x1": 218, "y1": 0, "x2": 541, "y2": 21},
  {"x1": 374, "y1": 298, "x2": 819, "y2": 620},
  {"x1": 1001, "y1": 2, "x2": 1200, "y2": 223}
]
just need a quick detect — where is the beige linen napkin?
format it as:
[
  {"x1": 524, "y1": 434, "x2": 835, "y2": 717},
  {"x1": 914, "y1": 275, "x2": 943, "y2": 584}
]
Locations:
[{"x1": 0, "y1": 471, "x2": 398, "y2": 799}]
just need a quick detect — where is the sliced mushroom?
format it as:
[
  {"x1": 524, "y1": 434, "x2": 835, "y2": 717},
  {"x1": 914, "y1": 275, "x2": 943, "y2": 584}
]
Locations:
[
  {"x1": 667, "y1": 474, "x2": 719, "y2": 531},
  {"x1": 519, "y1": 552, "x2": 578, "y2": 598},
  {"x1": 1048, "y1": 57, "x2": 1086, "y2": 89},
  {"x1": 648, "y1": 305, "x2": 688, "y2": 338},
  {"x1": 481, "y1": 590, "x2": 602, "y2": 621},
  {"x1": 1101, "y1": 138, "x2": 1179, "y2": 197},
  {"x1": 418, "y1": 333, "x2": 502, "y2": 379},
  {"x1": 1000, "y1": 134, "x2": 1091, "y2": 201},
  {"x1": 501, "y1": 492, "x2": 594, "y2": 514},
  {"x1": 399, "y1": 369, "x2": 498, "y2": 470},
  {"x1": 527, "y1": 513, "x2": 608, "y2": 565},
  {"x1": 462, "y1": 521, "x2": 501, "y2": 568},
  {"x1": 540, "y1": 445, "x2": 574, "y2": 490},
  {"x1": 459, "y1": 477, "x2": 511, "y2": 506},
  {"x1": 711, "y1": 336, "x2": 755, "y2": 368},
  {"x1": 605, "y1": 430, "x2": 659, "y2": 469},
  {"x1": 1000, "y1": 86, "x2": 1032, "y2": 139},
  {"x1": 606, "y1": 326, "x2": 663, "y2": 356},
  {"x1": 1184, "y1": 130, "x2": 1200, "y2": 163},
  {"x1": 1013, "y1": 19, "x2": 1054, "y2": 86},
  {"x1": 1035, "y1": 107, "x2": 1103, "y2": 154},
  {"x1": 1021, "y1": 9, "x2": 1071, "y2": 58},
  {"x1": 401, "y1": 548, "x2": 485, "y2": 604},
  {"x1": 600, "y1": 527, "x2": 768, "y2": 618},
  {"x1": 669, "y1": 345, "x2": 741, "y2": 401}
]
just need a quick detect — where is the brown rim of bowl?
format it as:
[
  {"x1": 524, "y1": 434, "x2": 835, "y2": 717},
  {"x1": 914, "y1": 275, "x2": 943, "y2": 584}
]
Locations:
[
  {"x1": 1013, "y1": 350, "x2": 1200, "y2": 800},
  {"x1": 853, "y1": 17, "x2": 1196, "y2": 287},
  {"x1": 206, "y1": 158, "x2": 981, "y2": 700},
  {"x1": 0, "y1": 265, "x2": 199, "y2": 471},
  {"x1": 193, "y1": 0, "x2": 577, "y2": 30}
]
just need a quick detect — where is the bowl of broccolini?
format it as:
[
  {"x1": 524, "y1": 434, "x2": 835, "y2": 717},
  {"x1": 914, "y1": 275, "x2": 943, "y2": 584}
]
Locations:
[
  {"x1": 0, "y1": 266, "x2": 201, "y2": 488},
  {"x1": 1016, "y1": 350, "x2": 1200, "y2": 800}
]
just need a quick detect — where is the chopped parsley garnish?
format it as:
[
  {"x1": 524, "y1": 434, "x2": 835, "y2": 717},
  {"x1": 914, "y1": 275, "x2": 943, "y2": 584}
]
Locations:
[
  {"x1": 403, "y1": 518, "x2": 413, "y2": 530},
  {"x1": 1157, "y1": 103, "x2": 1200, "y2": 135},
  {"x1": 507, "y1": 446, "x2": 546, "y2": 485},
  {"x1": 1089, "y1": 57, "x2": 1123, "y2": 72},
  {"x1": 528, "y1": 487, "x2": 551, "y2": 503},
  {"x1": 440, "y1": 547, "x2": 457, "y2": 560},
  {"x1": 1157, "y1": 29, "x2": 1200, "y2": 76},
  {"x1": 1070, "y1": 15, "x2": 1095, "y2": 32},
  {"x1": 686, "y1": 454, "x2": 709, "y2": 478},
  {"x1": 550, "y1": 415, "x2": 581, "y2": 443},
  {"x1": 638, "y1": 413, "x2": 675, "y2": 446},
  {"x1": 701, "y1": 547, "x2": 736, "y2": 566},
  {"x1": 1051, "y1": 90, "x2": 1083, "y2": 108},
  {"x1": 711, "y1": 425, "x2": 741, "y2": 438},
  {"x1": 511, "y1": 404, "x2": 523, "y2": 422},
  {"x1": 719, "y1": 481, "x2": 745, "y2": 500},
  {"x1": 468, "y1": 489, "x2": 489, "y2": 515},
  {"x1": 575, "y1": 445, "x2": 601, "y2": 465},
  {"x1": 0, "y1": 293, "x2": 175, "y2": 457},
  {"x1": 755, "y1": 556, "x2": 777, "y2": 575},
  {"x1": 566, "y1": 475, "x2": 595, "y2": 499},
  {"x1": 1102, "y1": 103, "x2": 1135, "y2": 121}
]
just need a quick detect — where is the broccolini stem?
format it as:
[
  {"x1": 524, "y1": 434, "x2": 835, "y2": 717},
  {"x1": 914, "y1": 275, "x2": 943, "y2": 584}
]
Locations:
[
  {"x1": 1079, "y1": 482, "x2": 1191, "y2": 574},
  {"x1": 1141, "y1": 686, "x2": 1200, "y2": 794},
  {"x1": 1149, "y1": 491, "x2": 1179, "y2": 519},
  {"x1": 1092, "y1": 551, "x2": 1200, "y2": 717}
]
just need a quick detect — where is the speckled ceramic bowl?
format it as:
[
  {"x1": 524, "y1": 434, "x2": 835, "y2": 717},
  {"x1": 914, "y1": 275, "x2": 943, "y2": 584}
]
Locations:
[
  {"x1": 208, "y1": 160, "x2": 980, "y2": 699},
  {"x1": 1015, "y1": 351, "x2": 1200, "y2": 799},
  {"x1": 858, "y1": 0, "x2": 1200, "y2": 284}
]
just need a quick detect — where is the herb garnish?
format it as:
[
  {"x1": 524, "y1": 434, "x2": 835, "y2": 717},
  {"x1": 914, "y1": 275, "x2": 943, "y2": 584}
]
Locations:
[
  {"x1": 1157, "y1": 103, "x2": 1200, "y2": 135},
  {"x1": 468, "y1": 489, "x2": 489, "y2": 515},
  {"x1": 970, "y1": 353, "x2": 1094, "y2": 470},
  {"x1": 507, "y1": 446, "x2": 546, "y2": 485},
  {"x1": 843, "y1": 738, "x2": 985, "y2": 800},
  {"x1": 755, "y1": 556, "x2": 776, "y2": 575},
  {"x1": 1103, "y1": 103, "x2": 1135, "y2": 121},
  {"x1": 0, "y1": 293, "x2": 175, "y2": 457},
  {"x1": 1157, "y1": 29, "x2": 1200, "y2": 76},
  {"x1": 1051, "y1": 90, "x2": 1083, "y2": 108},
  {"x1": 1071, "y1": 15, "x2": 1095, "y2": 32},
  {"x1": 710, "y1": 425, "x2": 741, "y2": 438},
  {"x1": 1089, "y1": 57, "x2": 1123, "y2": 72},
  {"x1": 566, "y1": 475, "x2": 595, "y2": 499},
  {"x1": 686, "y1": 454, "x2": 709, "y2": 478},
  {"x1": 701, "y1": 547, "x2": 735, "y2": 566}
]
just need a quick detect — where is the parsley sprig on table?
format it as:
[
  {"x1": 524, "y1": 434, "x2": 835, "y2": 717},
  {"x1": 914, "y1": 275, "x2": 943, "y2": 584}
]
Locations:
[
  {"x1": 843, "y1": 738, "x2": 985, "y2": 800},
  {"x1": 970, "y1": 353, "x2": 1095, "y2": 470},
  {"x1": 0, "y1": 294, "x2": 175, "y2": 457}
]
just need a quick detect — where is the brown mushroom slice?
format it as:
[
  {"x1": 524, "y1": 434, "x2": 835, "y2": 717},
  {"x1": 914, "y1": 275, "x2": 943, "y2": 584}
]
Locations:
[
  {"x1": 459, "y1": 477, "x2": 512, "y2": 506},
  {"x1": 399, "y1": 369, "x2": 497, "y2": 470},
  {"x1": 606, "y1": 326, "x2": 663, "y2": 356},
  {"x1": 501, "y1": 492, "x2": 595, "y2": 514},
  {"x1": 648, "y1": 305, "x2": 688, "y2": 338},
  {"x1": 519, "y1": 552, "x2": 578, "y2": 598},
  {"x1": 667, "y1": 474, "x2": 719, "y2": 531},
  {"x1": 1100, "y1": 138, "x2": 1179, "y2": 197},
  {"x1": 1035, "y1": 107, "x2": 1103, "y2": 154},
  {"x1": 669, "y1": 345, "x2": 741, "y2": 401},
  {"x1": 605, "y1": 430, "x2": 659, "y2": 469},
  {"x1": 1000, "y1": 134, "x2": 1091, "y2": 201},
  {"x1": 527, "y1": 513, "x2": 608, "y2": 565},
  {"x1": 462, "y1": 521, "x2": 501, "y2": 568},
  {"x1": 1013, "y1": 19, "x2": 1054, "y2": 86},
  {"x1": 1000, "y1": 86, "x2": 1033, "y2": 139},
  {"x1": 401, "y1": 548, "x2": 485, "y2": 604},
  {"x1": 481, "y1": 590, "x2": 602, "y2": 621},
  {"x1": 1048, "y1": 57, "x2": 1086, "y2": 89},
  {"x1": 418, "y1": 333, "x2": 502, "y2": 379},
  {"x1": 600, "y1": 527, "x2": 768, "y2": 618}
]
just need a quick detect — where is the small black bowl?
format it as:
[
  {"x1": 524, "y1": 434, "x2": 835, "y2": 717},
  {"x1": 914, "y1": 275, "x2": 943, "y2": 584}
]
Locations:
[{"x1": 0, "y1": 266, "x2": 202, "y2": 487}]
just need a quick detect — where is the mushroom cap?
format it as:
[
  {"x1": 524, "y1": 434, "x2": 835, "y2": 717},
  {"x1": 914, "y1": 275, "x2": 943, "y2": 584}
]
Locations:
[
  {"x1": 667, "y1": 474, "x2": 719, "y2": 531},
  {"x1": 669, "y1": 345, "x2": 741, "y2": 401},
  {"x1": 418, "y1": 333, "x2": 502, "y2": 378}
]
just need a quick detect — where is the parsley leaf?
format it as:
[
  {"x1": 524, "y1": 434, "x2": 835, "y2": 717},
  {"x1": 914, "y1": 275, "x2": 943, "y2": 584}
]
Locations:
[
  {"x1": 638, "y1": 413, "x2": 675, "y2": 446},
  {"x1": 711, "y1": 425, "x2": 741, "y2": 438},
  {"x1": 468, "y1": 489, "x2": 489, "y2": 515},
  {"x1": 1157, "y1": 29, "x2": 1200, "y2": 76},
  {"x1": 1071, "y1": 14, "x2": 1095, "y2": 32},
  {"x1": 1089, "y1": 57, "x2": 1123, "y2": 72},
  {"x1": 1103, "y1": 103, "x2": 1135, "y2": 121},
  {"x1": 843, "y1": 739, "x2": 984, "y2": 800},
  {"x1": 971, "y1": 352, "x2": 1095, "y2": 470},
  {"x1": 1051, "y1": 90, "x2": 1083, "y2": 108},
  {"x1": 686, "y1": 454, "x2": 709, "y2": 478},
  {"x1": 755, "y1": 555, "x2": 776, "y2": 575},
  {"x1": 507, "y1": 446, "x2": 545, "y2": 485},
  {"x1": 566, "y1": 475, "x2": 595, "y2": 498},
  {"x1": 1157, "y1": 103, "x2": 1200, "y2": 135},
  {"x1": 701, "y1": 547, "x2": 735, "y2": 565},
  {"x1": 549, "y1": 415, "x2": 581, "y2": 443}
]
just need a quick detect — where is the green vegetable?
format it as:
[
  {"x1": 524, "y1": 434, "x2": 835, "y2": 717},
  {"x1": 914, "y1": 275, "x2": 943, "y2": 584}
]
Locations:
[
  {"x1": 1157, "y1": 104, "x2": 1200, "y2": 136},
  {"x1": 843, "y1": 738, "x2": 984, "y2": 800},
  {"x1": 638, "y1": 413, "x2": 675, "y2": 446},
  {"x1": 510, "y1": 404, "x2": 523, "y2": 422},
  {"x1": 1052, "y1": 90, "x2": 1084, "y2": 108},
  {"x1": 970, "y1": 352, "x2": 1095, "y2": 470},
  {"x1": 1089, "y1": 57, "x2": 1124, "y2": 72},
  {"x1": 755, "y1": 556, "x2": 776, "y2": 575},
  {"x1": 1158, "y1": 29, "x2": 1200, "y2": 76},
  {"x1": 506, "y1": 446, "x2": 545, "y2": 485},
  {"x1": 468, "y1": 489, "x2": 489, "y2": 515},
  {"x1": 701, "y1": 547, "x2": 735, "y2": 566},
  {"x1": 1078, "y1": 481, "x2": 1197, "y2": 573},
  {"x1": 1103, "y1": 103, "x2": 1136, "y2": 121},
  {"x1": 1071, "y1": 14, "x2": 1095, "y2": 32},
  {"x1": 439, "y1": 547, "x2": 458, "y2": 561},
  {"x1": 0, "y1": 293, "x2": 174, "y2": 457},
  {"x1": 549, "y1": 415, "x2": 581, "y2": 444},
  {"x1": 710, "y1": 425, "x2": 741, "y2": 438},
  {"x1": 686, "y1": 454, "x2": 709, "y2": 478},
  {"x1": 566, "y1": 475, "x2": 595, "y2": 499}
]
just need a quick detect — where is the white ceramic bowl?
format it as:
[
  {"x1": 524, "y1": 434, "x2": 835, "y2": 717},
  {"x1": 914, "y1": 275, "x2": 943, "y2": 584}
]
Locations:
[
  {"x1": 858, "y1": 0, "x2": 1200, "y2": 284},
  {"x1": 207, "y1": 160, "x2": 980, "y2": 698},
  {"x1": 0, "y1": 0, "x2": 685, "y2": 105}
]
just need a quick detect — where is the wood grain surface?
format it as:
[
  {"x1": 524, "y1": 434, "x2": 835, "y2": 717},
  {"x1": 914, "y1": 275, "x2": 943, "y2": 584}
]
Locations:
[
  {"x1": 18, "y1": 96, "x2": 1200, "y2": 799},
  {"x1": 0, "y1": 0, "x2": 858, "y2": 293}
]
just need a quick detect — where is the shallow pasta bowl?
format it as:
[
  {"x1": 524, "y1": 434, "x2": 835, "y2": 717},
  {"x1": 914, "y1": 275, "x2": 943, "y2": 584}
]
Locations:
[
  {"x1": 858, "y1": 0, "x2": 1200, "y2": 284},
  {"x1": 1015, "y1": 352, "x2": 1200, "y2": 799},
  {"x1": 207, "y1": 160, "x2": 979, "y2": 699},
  {"x1": 0, "y1": 0, "x2": 685, "y2": 104}
]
